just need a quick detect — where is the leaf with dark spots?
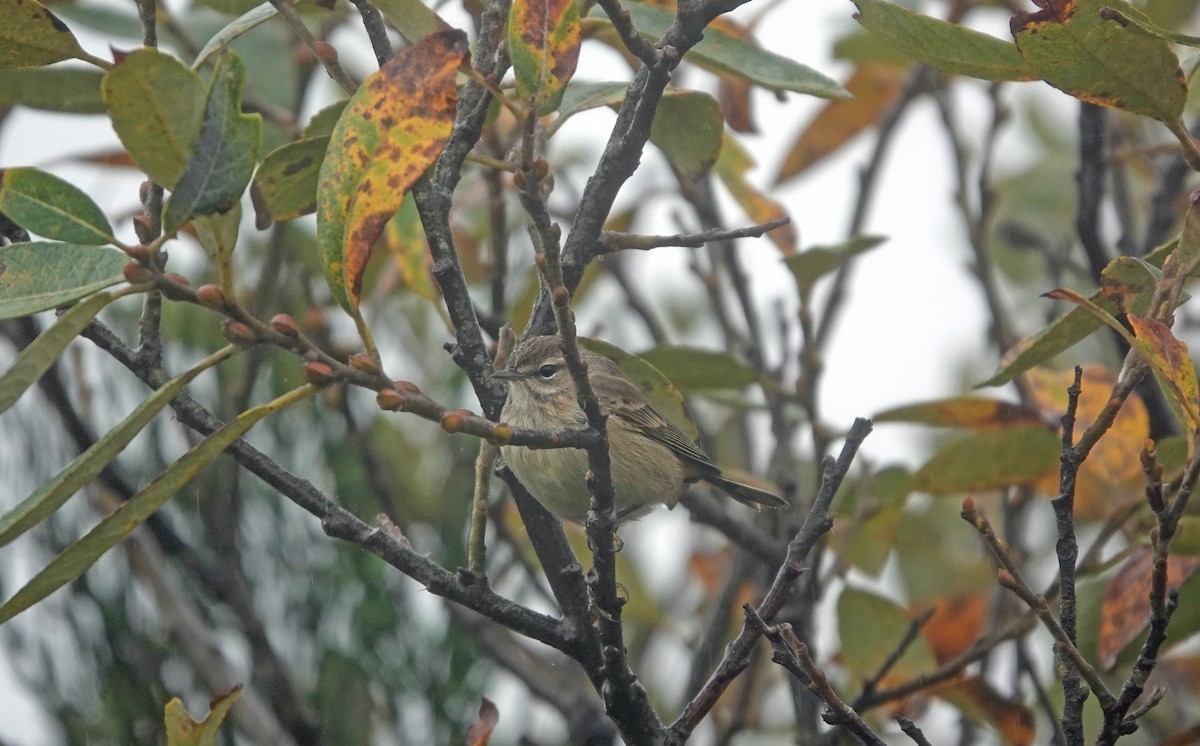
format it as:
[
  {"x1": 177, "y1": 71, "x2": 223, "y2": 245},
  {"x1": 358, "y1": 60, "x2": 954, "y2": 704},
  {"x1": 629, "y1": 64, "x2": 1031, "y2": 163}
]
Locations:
[
  {"x1": 508, "y1": 0, "x2": 580, "y2": 114},
  {"x1": 316, "y1": 29, "x2": 467, "y2": 312},
  {"x1": 252, "y1": 136, "x2": 330, "y2": 225}
]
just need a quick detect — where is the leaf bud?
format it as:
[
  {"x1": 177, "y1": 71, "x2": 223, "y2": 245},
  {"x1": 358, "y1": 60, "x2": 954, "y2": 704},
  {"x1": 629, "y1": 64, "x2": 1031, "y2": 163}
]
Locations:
[
  {"x1": 160, "y1": 273, "x2": 192, "y2": 301},
  {"x1": 221, "y1": 320, "x2": 258, "y2": 345},
  {"x1": 123, "y1": 260, "x2": 154, "y2": 285},
  {"x1": 269, "y1": 313, "x2": 302, "y2": 338},
  {"x1": 440, "y1": 411, "x2": 465, "y2": 433},
  {"x1": 302, "y1": 361, "x2": 337, "y2": 385},
  {"x1": 312, "y1": 41, "x2": 338, "y2": 64},
  {"x1": 133, "y1": 215, "x2": 156, "y2": 244},
  {"x1": 195, "y1": 284, "x2": 226, "y2": 309},
  {"x1": 392, "y1": 380, "x2": 421, "y2": 395},
  {"x1": 349, "y1": 352, "x2": 382, "y2": 375},
  {"x1": 376, "y1": 388, "x2": 407, "y2": 411}
]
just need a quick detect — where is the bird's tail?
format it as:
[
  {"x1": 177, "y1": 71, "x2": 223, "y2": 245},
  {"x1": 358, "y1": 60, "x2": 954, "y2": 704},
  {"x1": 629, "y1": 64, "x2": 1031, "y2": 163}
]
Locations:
[{"x1": 705, "y1": 474, "x2": 789, "y2": 510}]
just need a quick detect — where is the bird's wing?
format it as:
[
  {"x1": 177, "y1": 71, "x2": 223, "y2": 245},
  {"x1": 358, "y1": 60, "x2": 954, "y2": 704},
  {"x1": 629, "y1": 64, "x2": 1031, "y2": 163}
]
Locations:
[{"x1": 616, "y1": 400, "x2": 720, "y2": 478}]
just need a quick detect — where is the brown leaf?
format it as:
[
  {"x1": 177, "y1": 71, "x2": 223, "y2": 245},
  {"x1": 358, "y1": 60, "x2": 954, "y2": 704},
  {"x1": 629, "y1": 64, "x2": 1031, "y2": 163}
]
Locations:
[
  {"x1": 775, "y1": 62, "x2": 906, "y2": 185},
  {"x1": 932, "y1": 676, "x2": 1035, "y2": 746},
  {"x1": 1098, "y1": 547, "x2": 1200, "y2": 670},
  {"x1": 921, "y1": 593, "x2": 988, "y2": 664}
]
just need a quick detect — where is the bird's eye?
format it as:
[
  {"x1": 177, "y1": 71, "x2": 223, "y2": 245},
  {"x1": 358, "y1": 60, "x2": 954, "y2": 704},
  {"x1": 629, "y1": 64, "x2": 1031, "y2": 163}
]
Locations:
[{"x1": 537, "y1": 364, "x2": 558, "y2": 379}]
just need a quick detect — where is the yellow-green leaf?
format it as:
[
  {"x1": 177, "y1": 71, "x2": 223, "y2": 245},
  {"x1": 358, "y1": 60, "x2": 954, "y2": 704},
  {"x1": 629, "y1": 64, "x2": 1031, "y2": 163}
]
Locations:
[
  {"x1": 509, "y1": 0, "x2": 580, "y2": 115},
  {"x1": 0, "y1": 67, "x2": 105, "y2": 113},
  {"x1": 383, "y1": 193, "x2": 437, "y2": 301},
  {"x1": 0, "y1": 167, "x2": 115, "y2": 245},
  {"x1": 0, "y1": 290, "x2": 116, "y2": 414},
  {"x1": 163, "y1": 50, "x2": 261, "y2": 234},
  {"x1": 713, "y1": 133, "x2": 796, "y2": 254},
  {"x1": 0, "y1": 384, "x2": 317, "y2": 625},
  {"x1": 785, "y1": 235, "x2": 885, "y2": 293},
  {"x1": 637, "y1": 345, "x2": 758, "y2": 392},
  {"x1": 0, "y1": 345, "x2": 239, "y2": 548},
  {"x1": 0, "y1": 242, "x2": 128, "y2": 319},
  {"x1": 875, "y1": 397, "x2": 1045, "y2": 429},
  {"x1": 1011, "y1": 0, "x2": 1186, "y2": 125},
  {"x1": 250, "y1": 136, "x2": 328, "y2": 227},
  {"x1": 913, "y1": 426, "x2": 1060, "y2": 494},
  {"x1": 851, "y1": 0, "x2": 1034, "y2": 82},
  {"x1": 371, "y1": 0, "x2": 452, "y2": 43},
  {"x1": 316, "y1": 29, "x2": 467, "y2": 311},
  {"x1": 102, "y1": 48, "x2": 207, "y2": 188},
  {"x1": 648, "y1": 91, "x2": 723, "y2": 184},
  {"x1": 0, "y1": 0, "x2": 87, "y2": 68},
  {"x1": 164, "y1": 686, "x2": 241, "y2": 746},
  {"x1": 838, "y1": 588, "x2": 937, "y2": 684}
]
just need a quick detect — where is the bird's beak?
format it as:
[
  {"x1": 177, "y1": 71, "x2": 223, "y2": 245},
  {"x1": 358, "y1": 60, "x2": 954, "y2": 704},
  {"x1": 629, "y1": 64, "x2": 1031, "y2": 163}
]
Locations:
[{"x1": 490, "y1": 368, "x2": 523, "y2": 381}]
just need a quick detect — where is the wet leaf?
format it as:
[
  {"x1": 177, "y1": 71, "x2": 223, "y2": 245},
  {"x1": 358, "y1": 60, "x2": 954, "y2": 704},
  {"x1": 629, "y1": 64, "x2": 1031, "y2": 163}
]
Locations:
[
  {"x1": 0, "y1": 242, "x2": 128, "y2": 319},
  {"x1": 913, "y1": 426, "x2": 1060, "y2": 494},
  {"x1": 0, "y1": 67, "x2": 104, "y2": 113},
  {"x1": 604, "y1": 1, "x2": 848, "y2": 98},
  {"x1": 0, "y1": 384, "x2": 317, "y2": 624},
  {"x1": 838, "y1": 587, "x2": 936, "y2": 685},
  {"x1": 852, "y1": 0, "x2": 1034, "y2": 81},
  {"x1": 980, "y1": 257, "x2": 1156, "y2": 387},
  {"x1": 932, "y1": 676, "x2": 1035, "y2": 745},
  {"x1": 713, "y1": 133, "x2": 796, "y2": 254},
  {"x1": 102, "y1": 48, "x2": 207, "y2": 188},
  {"x1": 637, "y1": 345, "x2": 757, "y2": 391},
  {"x1": 1011, "y1": 0, "x2": 1186, "y2": 125},
  {"x1": 163, "y1": 51, "x2": 262, "y2": 234},
  {"x1": 0, "y1": 290, "x2": 116, "y2": 415},
  {"x1": 578, "y1": 337, "x2": 698, "y2": 439},
  {"x1": 164, "y1": 686, "x2": 241, "y2": 746},
  {"x1": 465, "y1": 697, "x2": 499, "y2": 746},
  {"x1": 648, "y1": 91, "x2": 723, "y2": 184},
  {"x1": 251, "y1": 136, "x2": 328, "y2": 227},
  {"x1": 775, "y1": 63, "x2": 906, "y2": 185},
  {"x1": 784, "y1": 235, "x2": 885, "y2": 292},
  {"x1": 509, "y1": 0, "x2": 580, "y2": 114},
  {"x1": 0, "y1": 346, "x2": 238, "y2": 548},
  {"x1": 1027, "y1": 366, "x2": 1148, "y2": 519},
  {"x1": 316, "y1": 29, "x2": 467, "y2": 312},
  {"x1": 1098, "y1": 547, "x2": 1200, "y2": 669},
  {"x1": 382, "y1": 193, "x2": 437, "y2": 301},
  {"x1": 0, "y1": 167, "x2": 114, "y2": 245},
  {"x1": 1128, "y1": 314, "x2": 1200, "y2": 432},
  {"x1": 0, "y1": 0, "x2": 88, "y2": 68},
  {"x1": 875, "y1": 396, "x2": 1045, "y2": 429},
  {"x1": 192, "y1": 1, "x2": 277, "y2": 69},
  {"x1": 372, "y1": 0, "x2": 453, "y2": 43}
]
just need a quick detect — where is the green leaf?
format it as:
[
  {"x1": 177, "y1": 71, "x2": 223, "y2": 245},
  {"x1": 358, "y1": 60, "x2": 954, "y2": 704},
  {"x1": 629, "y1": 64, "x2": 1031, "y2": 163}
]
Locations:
[
  {"x1": 0, "y1": 67, "x2": 105, "y2": 113},
  {"x1": 637, "y1": 346, "x2": 758, "y2": 391},
  {"x1": 509, "y1": 0, "x2": 581, "y2": 114},
  {"x1": 193, "y1": 203, "x2": 241, "y2": 286},
  {"x1": 370, "y1": 0, "x2": 451, "y2": 43},
  {"x1": 0, "y1": 0, "x2": 88, "y2": 68},
  {"x1": 648, "y1": 91, "x2": 723, "y2": 184},
  {"x1": 0, "y1": 383, "x2": 317, "y2": 625},
  {"x1": 0, "y1": 290, "x2": 117, "y2": 414},
  {"x1": 875, "y1": 397, "x2": 1045, "y2": 429},
  {"x1": 851, "y1": 0, "x2": 1034, "y2": 82},
  {"x1": 193, "y1": 1, "x2": 277, "y2": 69},
  {"x1": 250, "y1": 136, "x2": 328, "y2": 227},
  {"x1": 578, "y1": 337, "x2": 698, "y2": 439},
  {"x1": 0, "y1": 242, "x2": 129, "y2": 318},
  {"x1": 163, "y1": 51, "x2": 262, "y2": 234},
  {"x1": 603, "y1": 1, "x2": 849, "y2": 98},
  {"x1": 837, "y1": 588, "x2": 936, "y2": 684},
  {"x1": 0, "y1": 345, "x2": 239, "y2": 548},
  {"x1": 1011, "y1": 0, "x2": 1186, "y2": 124},
  {"x1": 912, "y1": 426, "x2": 1060, "y2": 494},
  {"x1": 556, "y1": 81, "x2": 627, "y2": 121},
  {"x1": 164, "y1": 687, "x2": 241, "y2": 746},
  {"x1": 303, "y1": 100, "x2": 348, "y2": 138},
  {"x1": 784, "y1": 235, "x2": 886, "y2": 293},
  {"x1": 979, "y1": 257, "x2": 1157, "y2": 387},
  {"x1": 0, "y1": 167, "x2": 115, "y2": 245},
  {"x1": 102, "y1": 48, "x2": 207, "y2": 188}
]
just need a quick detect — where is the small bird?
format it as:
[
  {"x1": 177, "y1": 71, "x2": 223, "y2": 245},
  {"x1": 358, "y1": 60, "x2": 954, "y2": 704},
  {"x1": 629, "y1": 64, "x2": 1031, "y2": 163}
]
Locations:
[{"x1": 493, "y1": 336, "x2": 789, "y2": 523}]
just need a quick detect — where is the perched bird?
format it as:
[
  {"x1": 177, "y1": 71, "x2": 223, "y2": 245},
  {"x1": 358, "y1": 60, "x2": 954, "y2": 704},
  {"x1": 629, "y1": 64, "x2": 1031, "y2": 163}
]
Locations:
[{"x1": 493, "y1": 336, "x2": 788, "y2": 523}]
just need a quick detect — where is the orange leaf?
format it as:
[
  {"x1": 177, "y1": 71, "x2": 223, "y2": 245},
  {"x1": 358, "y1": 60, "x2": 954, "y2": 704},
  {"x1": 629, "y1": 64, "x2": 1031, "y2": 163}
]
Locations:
[
  {"x1": 316, "y1": 29, "x2": 468, "y2": 311},
  {"x1": 1098, "y1": 547, "x2": 1200, "y2": 670},
  {"x1": 921, "y1": 593, "x2": 988, "y2": 663},
  {"x1": 465, "y1": 697, "x2": 499, "y2": 746},
  {"x1": 1128, "y1": 314, "x2": 1200, "y2": 432},
  {"x1": 713, "y1": 133, "x2": 797, "y2": 254},
  {"x1": 1027, "y1": 366, "x2": 1149, "y2": 519},
  {"x1": 931, "y1": 676, "x2": 1035, "y2": 746},
  {"x1": 775, "y1": 62, "x2": 906, "y2": 185}
]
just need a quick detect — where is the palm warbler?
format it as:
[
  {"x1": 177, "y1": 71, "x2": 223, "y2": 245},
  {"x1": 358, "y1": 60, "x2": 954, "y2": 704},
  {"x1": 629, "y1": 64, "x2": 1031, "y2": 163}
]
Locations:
[{"x1": 493, "y1": 336, "x2": 788, "y2": 523}]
